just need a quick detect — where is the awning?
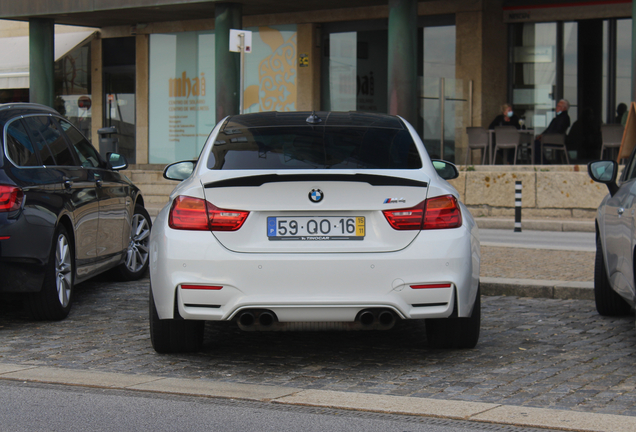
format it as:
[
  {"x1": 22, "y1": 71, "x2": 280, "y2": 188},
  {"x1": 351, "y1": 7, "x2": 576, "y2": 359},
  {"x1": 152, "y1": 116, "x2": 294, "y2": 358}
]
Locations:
[{"x1": 0, "y1": 30, "x2": 96, "y2": 89}]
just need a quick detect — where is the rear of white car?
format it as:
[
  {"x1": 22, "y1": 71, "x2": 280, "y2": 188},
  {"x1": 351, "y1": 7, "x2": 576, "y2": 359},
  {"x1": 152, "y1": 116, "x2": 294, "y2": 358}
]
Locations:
[{"x1": 149, "y1": 112, "x2": 480, "y2": 353}]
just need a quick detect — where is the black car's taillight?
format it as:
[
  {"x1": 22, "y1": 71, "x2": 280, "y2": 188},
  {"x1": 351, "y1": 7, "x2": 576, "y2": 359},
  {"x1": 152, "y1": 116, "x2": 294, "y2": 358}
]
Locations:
[{"x1": 0, "y1": 185, "x2": 24, "y2": 212}]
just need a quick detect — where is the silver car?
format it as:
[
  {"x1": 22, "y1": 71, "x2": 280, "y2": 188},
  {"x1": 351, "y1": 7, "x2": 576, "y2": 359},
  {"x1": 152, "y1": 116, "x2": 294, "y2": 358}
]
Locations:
[{"x1": 588, "y1": 159, "x2": 636, "y2": 317}]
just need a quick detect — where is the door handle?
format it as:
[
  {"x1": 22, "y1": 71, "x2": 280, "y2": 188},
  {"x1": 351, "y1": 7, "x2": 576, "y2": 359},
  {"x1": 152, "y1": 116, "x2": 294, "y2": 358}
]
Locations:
[
  {"x1": 618, "y1": 207, "x2": 625, "y2": 215},
  {"x1": 95, "y1": 174, "x2": 103, "y2": 188},
  {"x1": 62, "y1": 176, "x2": 74, "y2": 189}
]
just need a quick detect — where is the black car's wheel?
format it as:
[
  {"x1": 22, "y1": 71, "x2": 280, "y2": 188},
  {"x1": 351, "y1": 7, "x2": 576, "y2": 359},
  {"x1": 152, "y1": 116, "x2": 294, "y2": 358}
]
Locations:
[
  {"x1": 594, "y1": 237, "x2": 631, "y2": 316},
  {"x1": 114, "y1": 205, "x2": 152, "y2": 281},
  {"x1": 149, "y1": 287, "x2": 204, "y2": 353},
  {"x1": 26, "y1": 225, "x2": 74, "y2": 321},
  {"x1": 425, "y1": 285, "x2": 481, "y2": 349}
]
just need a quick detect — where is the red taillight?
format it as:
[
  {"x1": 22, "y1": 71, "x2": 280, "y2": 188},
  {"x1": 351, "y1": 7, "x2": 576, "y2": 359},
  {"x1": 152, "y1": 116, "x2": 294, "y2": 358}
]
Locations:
[
  {"x1": 383, "y1": 200, "x2": 426, "y2": 230},
  {"x1": 0, "y1": 185, "x2": 23, "y2": 212},
  {"x1": 168, "y1": 196, "x2": 249, "y2": 231},
  {"x1": 169, "y1": 196, "x2": 210, "y2": 230},
  {"x1": 422, "y1": 195, "x2": 462, "y2": 230},
  {"x1": 383, "y1": 195, "x2": 461, "y2": 230},
  {"x1": 411, "y1": 283, "x2": 452, "y2": 289},
  {"x1": 181, "y1": 284, "x2": 223, "y2": 290}
]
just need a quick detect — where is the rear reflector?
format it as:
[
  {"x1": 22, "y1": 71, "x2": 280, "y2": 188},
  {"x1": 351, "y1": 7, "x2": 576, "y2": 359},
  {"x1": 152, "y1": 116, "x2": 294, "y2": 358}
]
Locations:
[
  {"x1": 383, "y1": 194, "x2": 461, "y2": 230},
  {"x1": 0, "y1": 236, "x2": 9, "y2": 240},
  {"x1": 169, "y1": 196, "x2": 249, "y2": 231},
  {"x1": 181, "y1": 284, "x2": 223, "y2": 290},
  {"x1": 410, "y1": 283, "x2": 452, "y2": 289},
  {"x1": 0, "y1": 185, "x2": 23, "y2": 212}
]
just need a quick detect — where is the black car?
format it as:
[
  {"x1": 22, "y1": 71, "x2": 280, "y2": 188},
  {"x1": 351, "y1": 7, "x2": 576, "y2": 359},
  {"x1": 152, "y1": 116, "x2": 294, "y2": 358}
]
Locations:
[{"x1": 0, "y1": 103, "x2": 151, "y2": 320}]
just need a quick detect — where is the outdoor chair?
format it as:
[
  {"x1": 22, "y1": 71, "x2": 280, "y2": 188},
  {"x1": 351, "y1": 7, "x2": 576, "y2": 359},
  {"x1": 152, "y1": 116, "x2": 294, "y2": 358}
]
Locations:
[
  {"x1": 541, "y1": 133, "x2": 569, "y2": 164},
  {"x1": 600, "y1": 124, "x2": 624, "y2": 160},
  {"x1": 465, "y1": 127, "x2": 490, "y2": 165},
  {"x1": 493, "y1": 126, "x2": 521, "y2": 165}
]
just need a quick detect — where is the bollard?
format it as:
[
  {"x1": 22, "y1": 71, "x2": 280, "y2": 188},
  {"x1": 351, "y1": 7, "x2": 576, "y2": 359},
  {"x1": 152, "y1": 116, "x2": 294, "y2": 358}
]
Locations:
[{"x1": 514, "y1": 181, "x2": 522, "y2": 232}]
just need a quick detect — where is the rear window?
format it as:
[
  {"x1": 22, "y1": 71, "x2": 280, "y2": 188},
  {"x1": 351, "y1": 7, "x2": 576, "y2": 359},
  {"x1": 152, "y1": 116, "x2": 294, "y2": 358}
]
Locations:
[{"x1": 207, "y1": 126, "x2": 422, "y2": 170}]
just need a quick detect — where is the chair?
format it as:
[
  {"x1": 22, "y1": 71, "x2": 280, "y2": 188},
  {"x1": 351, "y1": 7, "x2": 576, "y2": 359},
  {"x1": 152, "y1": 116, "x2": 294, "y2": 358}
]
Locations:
[
  {"x1": 600, "y1": 124, "x2": 624, "y2": 160},
  {"x1": 541, "y1": 133, "x2": 569, "y2": 164},
  {"x1": 464, "y1": 127, "x2": 490, "y2": 165},
  {"x1": 493, "y1": 126, "x2": 521, "y2": 165}
]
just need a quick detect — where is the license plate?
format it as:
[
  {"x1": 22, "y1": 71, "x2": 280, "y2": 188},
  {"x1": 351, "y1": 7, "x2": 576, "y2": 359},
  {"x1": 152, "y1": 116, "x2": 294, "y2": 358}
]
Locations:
[{"x1": 267, "y1": 216, "x2": 365, "y2": 241}]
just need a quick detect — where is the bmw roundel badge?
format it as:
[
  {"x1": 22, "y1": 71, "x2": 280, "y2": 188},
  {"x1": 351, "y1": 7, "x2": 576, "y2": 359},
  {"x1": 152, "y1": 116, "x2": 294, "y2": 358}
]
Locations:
[{"x1": 309, "y1": 189, "x2": 323, "y2": 203}]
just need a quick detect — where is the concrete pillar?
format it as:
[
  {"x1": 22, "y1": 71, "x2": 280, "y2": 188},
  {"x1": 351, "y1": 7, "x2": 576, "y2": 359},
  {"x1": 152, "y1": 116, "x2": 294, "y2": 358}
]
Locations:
[
  {"x1": 90, "y1": 37, "x2": 103, "y2": 147},
  {"x1": 387, "y1": 0, "x2": 417, "y2": 127},
  {"x1": 136, "y1": 34, "x2": 149, "y2": 165},
  {"x1": 215, "y1": 3, "x2": 242, "y2": 122},
  {"x1": 29, "y1": 18, "x2": 55, "y2": 108}
]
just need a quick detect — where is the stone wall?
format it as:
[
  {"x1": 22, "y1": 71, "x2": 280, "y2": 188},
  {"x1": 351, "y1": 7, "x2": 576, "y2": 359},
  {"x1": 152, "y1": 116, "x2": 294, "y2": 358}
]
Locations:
[{"x1": 448, "y1": 165, "x2": 611, "y2": 219}]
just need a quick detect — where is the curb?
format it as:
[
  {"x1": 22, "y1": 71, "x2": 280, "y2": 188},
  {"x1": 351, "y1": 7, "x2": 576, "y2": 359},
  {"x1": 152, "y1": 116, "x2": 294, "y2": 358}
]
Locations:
[
  {"x1": 475, "y1": 218, "x2": 595, "y2": 232},
  {"x1": 481, "y1": 277, "x2": 594, "y2": 301},
  {"x1": 0, "y1": 363, "x2": 633, "y2": 432}
]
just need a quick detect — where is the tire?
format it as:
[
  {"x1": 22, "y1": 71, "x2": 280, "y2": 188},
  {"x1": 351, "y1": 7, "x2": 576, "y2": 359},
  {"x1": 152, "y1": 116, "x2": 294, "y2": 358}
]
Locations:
[
  {"x1": 425, "y1": 285, "x2": 481, "y2": 349},
  {"x1": 149, "y1": 287, "x2": 204, "y2": 353},
  {"x1": 594, "y1": 237, "x2": 631, "y2": 316},
  {"x1": 114, "y1": 205, "x2": 152, "y2": 281},
  {"x1": 26, "y1": 225, "x2": 74, "y2": 321}
]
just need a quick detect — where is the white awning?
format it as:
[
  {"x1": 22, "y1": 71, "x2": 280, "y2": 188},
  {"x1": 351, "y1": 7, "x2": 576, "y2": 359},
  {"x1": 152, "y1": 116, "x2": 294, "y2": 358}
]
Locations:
[{"x1": 0, "y1": 30, "x2": 96, "y2": 89}]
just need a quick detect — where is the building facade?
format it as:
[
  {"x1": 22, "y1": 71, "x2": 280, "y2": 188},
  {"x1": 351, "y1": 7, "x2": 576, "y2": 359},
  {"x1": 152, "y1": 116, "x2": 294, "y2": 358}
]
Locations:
[{"x1": 0, "y1": 0, "x2": 632, "y2": 166}]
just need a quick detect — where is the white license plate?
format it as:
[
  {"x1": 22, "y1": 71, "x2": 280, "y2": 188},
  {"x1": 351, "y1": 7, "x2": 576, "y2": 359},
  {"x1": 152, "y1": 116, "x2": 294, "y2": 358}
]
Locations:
[{"x1": 267, "y1": 216, "x2": 365, "y2": 241}]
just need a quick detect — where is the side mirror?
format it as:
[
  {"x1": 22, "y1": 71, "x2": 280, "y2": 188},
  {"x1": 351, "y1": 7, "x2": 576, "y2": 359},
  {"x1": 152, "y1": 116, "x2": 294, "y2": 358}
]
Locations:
[
  {"x1": 588, "y1": 160, "x2": 618, "y2": 196},
  {"x1": 431, "y1": 159, "x2": 459, "y2": 180},
  {"x1": 164, "y1": 160, "x2": 196, "y2": 181},
  {"x1": 107, "y1": 152, "x2": 128, "y2": 171}
]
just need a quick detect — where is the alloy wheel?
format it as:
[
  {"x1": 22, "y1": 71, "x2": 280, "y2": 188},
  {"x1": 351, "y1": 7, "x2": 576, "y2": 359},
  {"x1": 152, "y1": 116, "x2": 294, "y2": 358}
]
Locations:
[
  {"x1": 55, "y1": 234, "x2": 72, "y2": 307},
  {"x1": 125, "y1": 213, "x2": 150, "y2": 273}
]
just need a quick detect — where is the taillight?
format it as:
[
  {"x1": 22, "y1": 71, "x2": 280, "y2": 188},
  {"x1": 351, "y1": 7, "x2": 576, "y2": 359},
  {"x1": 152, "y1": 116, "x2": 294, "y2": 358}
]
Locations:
[
  {"x1": 0, "y1": 185, "x2": 23, "y2": 212},
  {"x1": 168, "y1": 196, "x2": 249, "y2": 231},
  {"x1": 383, "y1": 201, "x2": 426, "y2": 230},
  {"x1": 422, "y1": 195, "x2": 462, "y2": 229},
  {"x1": 383, "y1": 195, "x2": 461, "y2": 230}
]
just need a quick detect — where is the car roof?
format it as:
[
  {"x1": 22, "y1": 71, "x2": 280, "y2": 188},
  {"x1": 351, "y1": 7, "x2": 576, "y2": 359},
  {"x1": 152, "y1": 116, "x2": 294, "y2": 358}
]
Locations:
[
  {"x1": 223, "y1": 111, "x2": 406, "y2": 129},
  {"x1": 0, "y1": 103, "x2": 60, "y2": 124}
]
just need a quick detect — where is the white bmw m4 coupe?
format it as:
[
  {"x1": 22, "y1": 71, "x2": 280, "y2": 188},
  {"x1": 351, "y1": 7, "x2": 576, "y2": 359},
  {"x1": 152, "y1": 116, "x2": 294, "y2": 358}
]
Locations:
[{"x1": 149, "y1": 112, "x2": 481, "y2": 353}]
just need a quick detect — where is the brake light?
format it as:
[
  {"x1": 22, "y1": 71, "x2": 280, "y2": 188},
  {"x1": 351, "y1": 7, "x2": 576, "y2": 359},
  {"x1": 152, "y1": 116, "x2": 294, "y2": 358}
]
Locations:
[
  {"x1": 383, "y1": 201, "x2": 426, "y2": 230},
  {"x1": 383, "y1": 195, "x2": 461, "y2": 230},
  {"x1": 168, "y1": 196, "x2": 249, "y2": 231},
  {"x1": 423, "y1": 195, "x2": 462, "y2": 230},
  {"x1": 0, "y1": 185, "x2": 23, "y2": 212}
]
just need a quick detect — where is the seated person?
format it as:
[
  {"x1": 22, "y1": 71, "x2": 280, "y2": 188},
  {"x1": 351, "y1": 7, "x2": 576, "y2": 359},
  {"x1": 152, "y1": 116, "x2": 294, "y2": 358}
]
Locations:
[
  {"x1": 535, "y1": 99, "x2": 571, "y2": 164},
  {"x1": 489, "y1": 103, "x2": 521, "y2": 130}
]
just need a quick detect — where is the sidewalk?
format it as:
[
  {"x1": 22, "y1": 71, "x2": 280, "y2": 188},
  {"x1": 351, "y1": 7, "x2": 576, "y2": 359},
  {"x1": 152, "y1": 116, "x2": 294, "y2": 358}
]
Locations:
[{"x1": 475, "y1": 216, "x2": 595, "y2": 232}]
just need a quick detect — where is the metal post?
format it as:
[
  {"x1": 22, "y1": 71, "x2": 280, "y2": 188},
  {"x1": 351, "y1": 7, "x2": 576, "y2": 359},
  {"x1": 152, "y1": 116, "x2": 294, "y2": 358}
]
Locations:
[
  {"x1": 468, "y1": 79, "x2": 473, "y2": 127},
  {"x1": 239, "y1": 33, "x2": 245, "y2": 115},
  {"x1": 514, "y1": 181, "x2": 522, "y2": 232},
  {"x1": 440, "y1": 77, "x2": 445, "y2": 160}
]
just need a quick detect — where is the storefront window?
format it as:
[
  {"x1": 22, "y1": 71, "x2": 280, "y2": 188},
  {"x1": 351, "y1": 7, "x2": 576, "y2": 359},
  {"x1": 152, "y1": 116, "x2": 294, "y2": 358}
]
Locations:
[
  {"x1": 321, "y1": 21, "x2": 388, "y2": 114},
  {"x1": 421, "y1": 23, "x2": 457, "y2": 161},
  {"x1": 148, "y1": 31, "x2": 215, "y2": 164},
  {"x1": 243, "y1": 25, "x2": 297, "y2": 113},
  {"x1": 511, "y1": 22, "x2": 557, "y2": 135},
  {"x1": 55, "y1": 41, "x2": 92, "y2": 139},
  {"x1": 615, "y1": 19, "x2": 632, "y2": 122}
]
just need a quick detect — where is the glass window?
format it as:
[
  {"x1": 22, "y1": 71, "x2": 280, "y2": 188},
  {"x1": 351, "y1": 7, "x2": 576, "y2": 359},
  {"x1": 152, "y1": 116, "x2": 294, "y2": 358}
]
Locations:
[
  {"x1": 207, "y1": 126, "x2": 421, "y2": 170},
  {"x1": 59, "y1": 119, "x2": 102, "y2": 168},
  {"x1": 322, "y1": 25, "x2": 388, "y2": 114},
  {"x1": 511, "y1": 22, "x2": 558, "y2": 135},
  {"x1": 22, "y1": 116, "x2": 76, "y2": 166},
  {"x1": 149, "y1": 31, "x2": 216, "y2": 164},
  {"x1": 5, "y1": 119, "x2": 38, "y2": 167}
]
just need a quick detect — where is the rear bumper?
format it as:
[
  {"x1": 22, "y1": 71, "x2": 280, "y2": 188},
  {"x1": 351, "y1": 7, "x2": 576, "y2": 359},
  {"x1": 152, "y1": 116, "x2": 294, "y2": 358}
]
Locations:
[{"x1": 150, "y1": 209, "x2": 480, "y2": 322}]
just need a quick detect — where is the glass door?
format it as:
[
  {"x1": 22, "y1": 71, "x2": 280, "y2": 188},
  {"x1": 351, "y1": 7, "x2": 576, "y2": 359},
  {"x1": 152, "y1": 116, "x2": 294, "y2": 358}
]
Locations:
[{"x1": 103, "y1": 37, "x2": 136, "y2": 163}]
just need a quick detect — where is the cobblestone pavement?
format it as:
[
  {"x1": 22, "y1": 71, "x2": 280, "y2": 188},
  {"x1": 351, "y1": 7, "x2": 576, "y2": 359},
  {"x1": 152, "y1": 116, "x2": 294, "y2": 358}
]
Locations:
[{"x1": 1, "y1": 267, "x2": 635, "y2": 416}]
